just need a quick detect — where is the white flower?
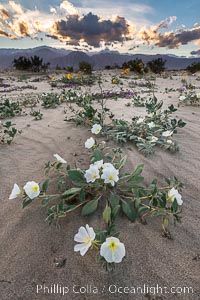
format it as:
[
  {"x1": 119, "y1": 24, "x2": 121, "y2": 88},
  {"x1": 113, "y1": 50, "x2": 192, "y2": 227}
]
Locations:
[
  {"x1": 168, "y1": 188, "x2": 183, "y2": 206},
  {"x1": 53, "y1": 154, "x2": 67, "y2": 164},
  {"x1": 103, "y1": 162, "x2": 115, "y2": 169},
  {"x1": 91, "y1": 124, "x2": 102, "y2": 135},
  {"x1": 150, "y1": 136, "x2": 158, "y2": 143},
  {"x1": 101, "y1": 165, "x2": 119, "y2": 186},
  {"x1": 136, "y1": 117, "x2": 145, "y2": 124},
  {"x1": 148, "y1": 122, "x2": 155, "y2": 129},
  {"x1": 9, "y1": 183, "x2": 21, "y2": 200},
  {"x1": 84, "y1": 165, "x2": 100, "y2": 183},
  {"x1": 74, "y1": 224, "x2": 96, "y2": 256},
  {"x1": 23, "y1": 181, "x2": 40, "y2": 200},
  {"x1": 85, "y1": 137, "x2": 95, "y2": 149},
  {"x1": 93, "y1": 160, "x2": 104, "y2": 169},
  {"x1": 167, "y1": 139, "x2": 173, "y2": 144},
  {"x1": 162, "y1": 130, "x2": 173, "y2": 137},
  {"x1": 100, "y1": 237, "x2": 125, "y2": 263},
  {"x1": 196, "y1": 93, "x2": 200, "y2": 99},
  {"x1": 179, "y1": 95, "x2": 186, "y2": 101}
]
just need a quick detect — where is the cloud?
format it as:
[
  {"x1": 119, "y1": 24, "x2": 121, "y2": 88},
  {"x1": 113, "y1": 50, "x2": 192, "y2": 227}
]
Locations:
[
  {"x1": 195, "y1": 39, "x2": 200, "y2": 45},
  {"x1": 139, "y1": 16, "x2": 177, "y2": 46},
  {"x1": 139, "y1": 16, "x2": 200, "y2": 49},
  {"x1": 0, "y1": 0, "x2": 200, "y2": 52},
  {"x1": 190, "y1": 49, "x2": 200, "y2": 56},
  {"x1": 156, "y1": 27, "x2": 200, "y2": 48},
  {"x1": 0, "y1": 0, "x2": 134, "y2": 48},
  {"x1": 50, "y1": 12, "x2": 131, "y2": 47}
]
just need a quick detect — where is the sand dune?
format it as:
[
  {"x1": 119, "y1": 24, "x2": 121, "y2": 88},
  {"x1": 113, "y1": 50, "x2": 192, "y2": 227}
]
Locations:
[{"x1": 0, "y1": 71, "x2": 200, "y2": 299}]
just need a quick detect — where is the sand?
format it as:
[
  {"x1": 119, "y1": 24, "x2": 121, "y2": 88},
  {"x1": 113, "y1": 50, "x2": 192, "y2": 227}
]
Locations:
[{"x1": 0, "y1": 70, "x2": 200, "y2": 300}]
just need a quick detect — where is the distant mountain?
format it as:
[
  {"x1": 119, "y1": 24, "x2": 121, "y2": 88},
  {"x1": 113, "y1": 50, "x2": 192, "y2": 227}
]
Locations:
[{"x1": 0, "y1": 46, "x2": 200, "y2": 70}]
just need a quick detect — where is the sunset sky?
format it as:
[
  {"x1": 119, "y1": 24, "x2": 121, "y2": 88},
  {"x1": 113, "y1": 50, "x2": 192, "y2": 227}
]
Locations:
[{"x1": 0, "y1": 0, "x2": 200, "y2": 56}]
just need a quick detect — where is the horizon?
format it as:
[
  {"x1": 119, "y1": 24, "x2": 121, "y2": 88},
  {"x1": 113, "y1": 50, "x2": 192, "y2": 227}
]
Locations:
[{"x1": 0, "y1": 1, "x2": 200, "y2": 57}]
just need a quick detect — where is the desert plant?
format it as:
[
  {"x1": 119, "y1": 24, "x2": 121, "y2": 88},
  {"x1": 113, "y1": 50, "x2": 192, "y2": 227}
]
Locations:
[
  {"x1": 147, "y1": 58, "x2": 166, "y2": 74},
  {"x1": 0, "y1": 99, "x2": 22, "y2": 119},
  {"x1": 9, "y1": 126, "x2": 184, "y2": 269},
  {"x1": 0, "y1": 121, "x2": 22, "y2": 144},
  {"x1": 30, "y1": 109, "x2": 43, "y2": 120},
  {"x1": 187, "y1": 62, "x2": 200, "y2": 73},
  {"x1": 79, "y1": 61, "x2": 92, "y2": 74}
]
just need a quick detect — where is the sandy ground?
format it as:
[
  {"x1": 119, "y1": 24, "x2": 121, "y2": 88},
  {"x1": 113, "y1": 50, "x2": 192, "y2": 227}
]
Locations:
[{"x1": 0, "y1": 70, "x2": 200, "y2": 300}]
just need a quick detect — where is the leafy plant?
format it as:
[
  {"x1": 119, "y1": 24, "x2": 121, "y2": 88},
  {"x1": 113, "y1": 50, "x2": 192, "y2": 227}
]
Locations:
[
  {"x1": 179, "y1": 91, "x2": 200, "y2": 106},
  {"x1": 30, "y1": 109, "x2": 43, "y2": 120},
  {"x1": 0, "y1": 99, "x2": 22, "y2": 119},
  {"x1": 41, "y1": 93, "x2": 61, "y2": 109},
  {"x1": 10, "y1": 130, "x2": 184, "y2": 269},
  {"x1": 106, "y1": 96, "x2": 186, "y2": 155},
  {"x1": 0, "y1": 121, "x2": 22, "y2": 144}
]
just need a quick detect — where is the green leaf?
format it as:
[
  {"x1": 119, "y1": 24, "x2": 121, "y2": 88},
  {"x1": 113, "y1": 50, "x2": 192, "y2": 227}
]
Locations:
[
  {"x1": 40, "y1": 196, "x2": 58, "y2": 207},
  {"x1": 81, "y1": 199, "x2": 99, "y2": 216},
  {"x1": 103, "y1": 205, "x2": 111, "y2": 224},
  {"x1": 68, "y1": 170, "x2": 85, "y2": 185},
  {"x1": 41, "y1": 179, "x2": 49, "y2": 193},
  {"x1": 132, "y1": 164, "x2": 144, "y2": 176},
  {"x1": 118, "y1": 155, "x2": 127, "y2": 169},
  {"x1": 79, "y1": 189, "x2": 85, "y2": 202},
  {"x1": 129, "y1": 176, "x2": 144, "y2": 185},
  {"x1": 138, "y1": 206, "x2": 149, "y2": 214},
  {"x1": 62, "y1": 187, "x2": 81, "y2": 197},
  {"x1": 22, "y1": 199, "x2": 32, "y2": 208},
  {"x1": 92, "y1": 149, "x2": 103, "y2": 162},
  {"x1": 108, "y1": 193, "x2": 120, "y2": 209},
  {"x1": 151, "y1": 210, "x2": 167, "y2": 217},
  {"x1": 171, "y1": 198, "x2": 178, "y2": 212},
  {"x1": 121, "y1": 200, "x2": 136, "y2": 222},
  {"x1": 112, "y1": 205, "x2": 121, "y2": 220}
]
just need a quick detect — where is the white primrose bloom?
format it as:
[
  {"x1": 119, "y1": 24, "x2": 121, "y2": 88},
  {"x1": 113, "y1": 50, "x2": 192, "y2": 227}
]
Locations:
[
  {"x1": 84, "y1": 165, "x2": 100, "y2": 183},
  {"x1": 9, "y1": 183, "x2": 21, "y2": 200},
  {"x1": 93, "y1": 160, "x2": 104, "y2": 169},
  {"x1": 179, "y1": 95, "x2": 186, "y2": 101},
  {"x1": 196, "y1": 93, "x2": 200, "y2": 99},
  {"x1": 91, "y1": 124, "x2": 102, "y2": 135},
  {"x1": 100, "y1": 237, "x2": 125, "y2": 263},
  {"x1": 150, "y1": 136, "x2": 158, "y2": 143},
  {"x1": 103, "y1": 162, "x2": 116, "y2": 169},
  {"x1": 74, "y1": 224, "x2": 96, "y2": 256},
  {"x1": 162, "y1": 130, "x2": 173, "y2": 137},
  {"x1": 53, "y1": 154, "x2": 67, "y2": 164},
  {"x1": 136, "y1": 117, "x2": 145, "y2": 124},
  {"x1": 23, "y1": 181, "x2": 40, "y2": 200},
  {"x1": 168, "y1": 188, "x2": 183, "y2": 206},
  {"x1": 101, "y1": 165, "x2": 119, "y2": 186},
  {"x1": 85, "y1": 137, "x2": 95, "y2": 149},
  {"x1": 148, "y1": 122, "x2": 155, "y2": 129},
  {"x1": 167, "y1": 139, "x2": 173, "y2": 144}
]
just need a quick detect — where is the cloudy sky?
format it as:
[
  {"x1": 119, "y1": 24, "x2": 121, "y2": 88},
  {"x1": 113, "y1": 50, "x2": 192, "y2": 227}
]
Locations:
[{"x1": 0, "y1": 0, "x2": 200, "y2": 56}]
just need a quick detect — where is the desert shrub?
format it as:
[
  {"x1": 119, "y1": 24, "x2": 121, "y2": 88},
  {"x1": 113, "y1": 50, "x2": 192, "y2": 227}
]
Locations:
[
  {"x1": 122, "y1": 59, "x2": 145, "y2": 74},
  {"x1": 147, "y1": 58, "x2": 166, "y2": 74},
  {"x1": 13, "y1": 56, "x2": 50, "y2": 72},
  {"x1": 79, "y1": 61, "x2": 92, "y2": 74},
  {"x1": 187, "y1": 62, "x2": 200, "y2": 73}
]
